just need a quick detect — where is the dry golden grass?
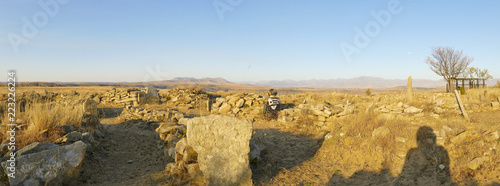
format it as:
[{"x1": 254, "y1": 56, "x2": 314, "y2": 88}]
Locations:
[
  {"x1": 268, "y1": 88, "x2": 499, "y2": 185},
  {"x1": 0, "y1": 99, "x2": 83, "y2": 149},
  {"x1": 0, "y1": 86, "x2": 113, "y2": 97}
]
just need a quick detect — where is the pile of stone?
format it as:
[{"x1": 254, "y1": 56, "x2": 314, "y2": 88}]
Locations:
[
  {"x1": 99, "y1": 86, "x2": 161, "y2": 106},
  {"x1": 155, "y1": 122, "x2": 202, "y2": 180},
  {"x1": 279, "y1": 102, "x2": 355, "y2": 126},
  {"x1": 163, "y1": 88, "x2": 211, "y2": 110},
  {"x1": 210, "y1": 93, "x2": 265, "y2": 119},
  {"x1": 447, "y1": 129, "x2": 499, "y2": 170},
  {"x1": 118, "y1": 105, "x2": 185, "y2": 122},
  {"x1": 374, "y1": 101, "x2": 455, "y2": 118}
]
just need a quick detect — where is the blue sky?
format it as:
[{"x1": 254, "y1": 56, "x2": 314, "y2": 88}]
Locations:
[{"x1": 0, "y1": 0, "x2": 499, "y2": 82}]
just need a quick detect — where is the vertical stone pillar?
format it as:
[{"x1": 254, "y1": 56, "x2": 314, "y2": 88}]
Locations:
[{"x1": 407, "y1": 76, "x2": 413, "y2": 100}]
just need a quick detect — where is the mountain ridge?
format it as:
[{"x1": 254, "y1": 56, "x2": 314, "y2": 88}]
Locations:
[{"x1": 247, "y1": 76, "x2": 500, "y2": 89}]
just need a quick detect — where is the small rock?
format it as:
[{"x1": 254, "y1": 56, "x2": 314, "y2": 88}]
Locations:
[
  {"x1": 330, "y1": 106, "x2": 344, "y2": 115},
  {"x1": 168, "y1": 148, "x2": 176, "y2": 159},
  {"x1": 372, "y1": 126, "x2": 390, "y2": 138},
  {"x1": 128, "y1": 160, "x2": 133, "y2": 164},
  {"x1": 54, "y1": 131, "x2": 82, "y2": 144},
  {"x1": 236, "y1": 99, "x2": 245, "y2": 108},
  {"x1": 325, "y1": 133, "x2": 333, "y2": 140},
  {"x1": 467, "y1": 157, "x2": 488, "y2": 170},
  {"x1": 156, "y1": 123, "x2": 185, "y2": 134},
  {"x1": 396, "y1": 102, "x2": 403, "y2": 108},
  {"x1": 55, "y1": 125, "x2": 75, "y2": 135},
  {"x1": 439, "y1": 164, "x2": 445, "y2": 170},
  {"x1": 166, "y1": 163, "x2": 178, "y2": 174},
  {"x1": 404, "y1": 106, "x2": 423, "y2": 114},
  {"x1": 175, "y1": 138, "x2": 188, "y2": 155},
  {"x1": 395, "y1": 137, "x2": 407, "y2": 143},
  {"x1": 186, "y1": 163, "x2": 203, "y2": 180},
  {"x1": 183, "y1": 146, "x2": 198, "y2": 164},
  {"x1": 218, "y1": 103, "x2": 231, "y2": 114},
  {"x1": 491, "y1": 102, "x2": 500, "y2": 108},
  {"x1": 232, "y1": 107, "x2": 240, "y2": 114},
  {"x1": 451, "y1": 130, "x2": 481, "y2": 144}
]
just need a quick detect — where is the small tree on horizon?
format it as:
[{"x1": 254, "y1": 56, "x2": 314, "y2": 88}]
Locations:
[
  {"x1": 462, "y1": 67, "x2": 493, "y2": 80},
  {"x1": 425, "y1": 46, "x2": 473, "y2": 92}
]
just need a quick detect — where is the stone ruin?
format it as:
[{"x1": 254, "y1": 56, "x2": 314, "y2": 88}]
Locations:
[
  {"x1": 155, "y1": 115, "x2": 254, "y2": 186},
  {"x1": 97, "y1": 86, "x2": 161, "y2": 106}
]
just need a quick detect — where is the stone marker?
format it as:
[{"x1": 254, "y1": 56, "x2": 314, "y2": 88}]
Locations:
[
  {"x1": 187, "y1": 115, "x2": 252, "y2": 186},
  {"x1": 145, "y1": 86, "x2": 160, "y2": 104},
  {"x1": 407, "y1": 76, "x2": 413, "y2": 100},
  {"x1": 82, "y1": 99, "x2": 98, "y2": 116}
]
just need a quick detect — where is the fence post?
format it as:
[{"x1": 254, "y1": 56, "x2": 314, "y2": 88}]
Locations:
[{"x1": 454, "y1": 89, "x2": 470, "y2": 121}]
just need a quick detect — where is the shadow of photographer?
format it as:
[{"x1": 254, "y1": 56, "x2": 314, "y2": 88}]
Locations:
[
  {"x1": 394, "y1": 126, "x2": 454, "y2": 186},
  {"x1": 327, "y1": 126, "x2": 455, "y2": 186}
]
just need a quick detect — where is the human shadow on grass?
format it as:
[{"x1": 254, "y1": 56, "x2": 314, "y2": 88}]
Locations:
[
  {"x1": 250, "y1": 128, "x2": 324, "y2": 185},
  {"x1": 328, "y1": 126, "x2": 455, "y2": 186}
]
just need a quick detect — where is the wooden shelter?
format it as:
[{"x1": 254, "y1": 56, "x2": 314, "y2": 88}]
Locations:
[{"x1": 446, "y1": 78, "x2": 487, "y2": 92}]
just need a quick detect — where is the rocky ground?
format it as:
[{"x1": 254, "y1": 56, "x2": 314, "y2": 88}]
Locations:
[{"x1": 0, "y1": 87, "x2": 499, "y2": 185}]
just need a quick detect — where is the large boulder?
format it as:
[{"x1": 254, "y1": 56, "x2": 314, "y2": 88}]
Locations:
[
  {"x1": 1, "y1": 141, "x2": 87, "y2": 186},
  {"x1": 145, "y1": 86, "x2": 161, "y2": 104},
  {"x1": 187, "y1": 115, "x2": 252, "y2": 186}
]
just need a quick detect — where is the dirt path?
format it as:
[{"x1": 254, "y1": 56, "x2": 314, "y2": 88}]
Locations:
[
  {"x1": 251, "y1": 121, "x2": 325, "y2": 184},
  {"x1": 78, "y1": 120, "x2": 165, "y2": 186}
]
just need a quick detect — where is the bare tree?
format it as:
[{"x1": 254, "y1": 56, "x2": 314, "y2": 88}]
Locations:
[{"x1": 425, "y1": 47, "x2": 473, "y2": 91}]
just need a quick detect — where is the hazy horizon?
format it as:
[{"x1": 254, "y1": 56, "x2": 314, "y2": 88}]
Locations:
[{"x1": 1, "y1": 1, "x2": 499, "y2": 82}]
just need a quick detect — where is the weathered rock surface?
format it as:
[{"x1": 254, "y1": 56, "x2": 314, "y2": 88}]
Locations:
[
  {"x1": 82, "y1": 99, "x2": 98, "y2": 115},
  {"x1": 145, "y1": 86, "x2": 161, "y2": 104},
  {"x1": 2, "y1": 141, "x2": 87, "y2": 186},
  {"x1": 187, "y1": 115, "x2": 252, "y2": 186},
  {"x1": 15, "y1": 142, "x2": 59, "y2": 157}
]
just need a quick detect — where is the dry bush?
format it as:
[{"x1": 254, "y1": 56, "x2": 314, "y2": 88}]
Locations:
[
  {"x1": 0, "y1": 101, "x2": 83, "y2": 149},
  {"x1": 27, "y1": 102, "x2": 83, "y2": 131}
]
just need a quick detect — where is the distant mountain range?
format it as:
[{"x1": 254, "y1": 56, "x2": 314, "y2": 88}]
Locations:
[
  {"x1": 10, "y1": 76, "x2": 499, "y2": 90},
  {"x1": 249, "y1": 76, "x2": 500, "y2": 89},
  {"x1": 165, "y1": 77, "x2": 232, "y2": 84}
]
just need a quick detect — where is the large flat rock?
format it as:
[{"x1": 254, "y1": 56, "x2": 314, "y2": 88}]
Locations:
[{"x1": 187, "y1": 115, "x2": 252, "y2": 186}]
